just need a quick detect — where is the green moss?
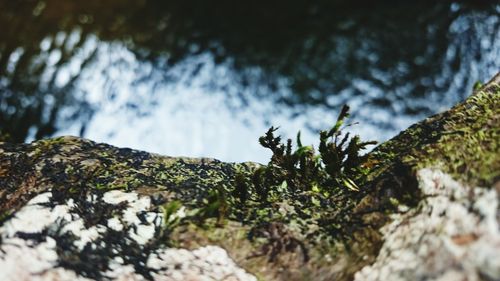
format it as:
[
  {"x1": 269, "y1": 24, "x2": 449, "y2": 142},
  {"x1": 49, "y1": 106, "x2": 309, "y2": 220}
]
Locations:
[
  {"x1": 371, "y1": 85, "x2": 499, "y2": 187},
  {"x1": 0, "y1": 210, "x2": 12, "y2": 226},
  {"x1": 157, "y1": 105, "x2": 381, "y2": 279},
  {"x1": 0, "y1": 76, "x2": 497, "y2": 281},
  {"x1": 408, "y1": 89, "x2": 499, "y2": 186},
  {"x1": 473, "y1": 81, "x2": 483, "y2": 91}
]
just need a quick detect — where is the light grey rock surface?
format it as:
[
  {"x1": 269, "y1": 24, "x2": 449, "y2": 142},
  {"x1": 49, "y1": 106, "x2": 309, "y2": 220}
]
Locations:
[
  {"x1": 355, "y1": 169, "x2": 500, "y2": 281},
  {"x1": 0, "y1": 190, "x2": 256, "y2": 281}
]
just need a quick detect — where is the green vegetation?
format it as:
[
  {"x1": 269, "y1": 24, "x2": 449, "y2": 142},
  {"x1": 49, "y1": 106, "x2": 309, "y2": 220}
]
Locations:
[
  {"x1": 371, "y1": 83, "x2": 499, "y2": 187},
  {"x1": 0, "y1": 79, "x2": 496, "y2": 280},
  {"x1": 240, "y1": 105, "x2": 376, "y2": 247},
  {"x1": 406, "y1": 88, "x2": 499, "y2": 186},
  {"x1": 165, "y1": 105, "x2": 378, "y2": 262},
  {"x1": 254, "y1": 105, "x2": 376, "y2": 196}
]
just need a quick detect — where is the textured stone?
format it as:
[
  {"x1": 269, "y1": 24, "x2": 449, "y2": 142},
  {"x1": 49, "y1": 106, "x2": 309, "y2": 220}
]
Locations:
[
  {"x1": 354, "y1": 169, "x2": 500, "y2": 281},
  {"x1": 0, "y1": 190, "x2": 256, "y2": 281}
]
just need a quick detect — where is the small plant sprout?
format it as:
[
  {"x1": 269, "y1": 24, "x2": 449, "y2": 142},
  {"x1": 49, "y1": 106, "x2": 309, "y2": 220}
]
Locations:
[
  {"x1": 255, "y1": 104, "x2": 377, "y2": 196},
  {"x1": 196, "y1": 105, "x2": 378, "y2": 263},
  {"x1": 161, "y1": 200, "x2": 185, "y2": 228}
]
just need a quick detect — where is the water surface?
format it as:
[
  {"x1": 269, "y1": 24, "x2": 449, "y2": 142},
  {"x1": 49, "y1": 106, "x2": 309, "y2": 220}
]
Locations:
[{"x1": 0, "y1": 0, "x2": 499, "y2": 162}]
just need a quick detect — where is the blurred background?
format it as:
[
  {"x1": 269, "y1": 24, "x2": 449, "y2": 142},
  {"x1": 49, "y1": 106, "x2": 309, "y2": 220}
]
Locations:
[{"x1": 0, "y1": 0, "x2": 499, "y2": 163}]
